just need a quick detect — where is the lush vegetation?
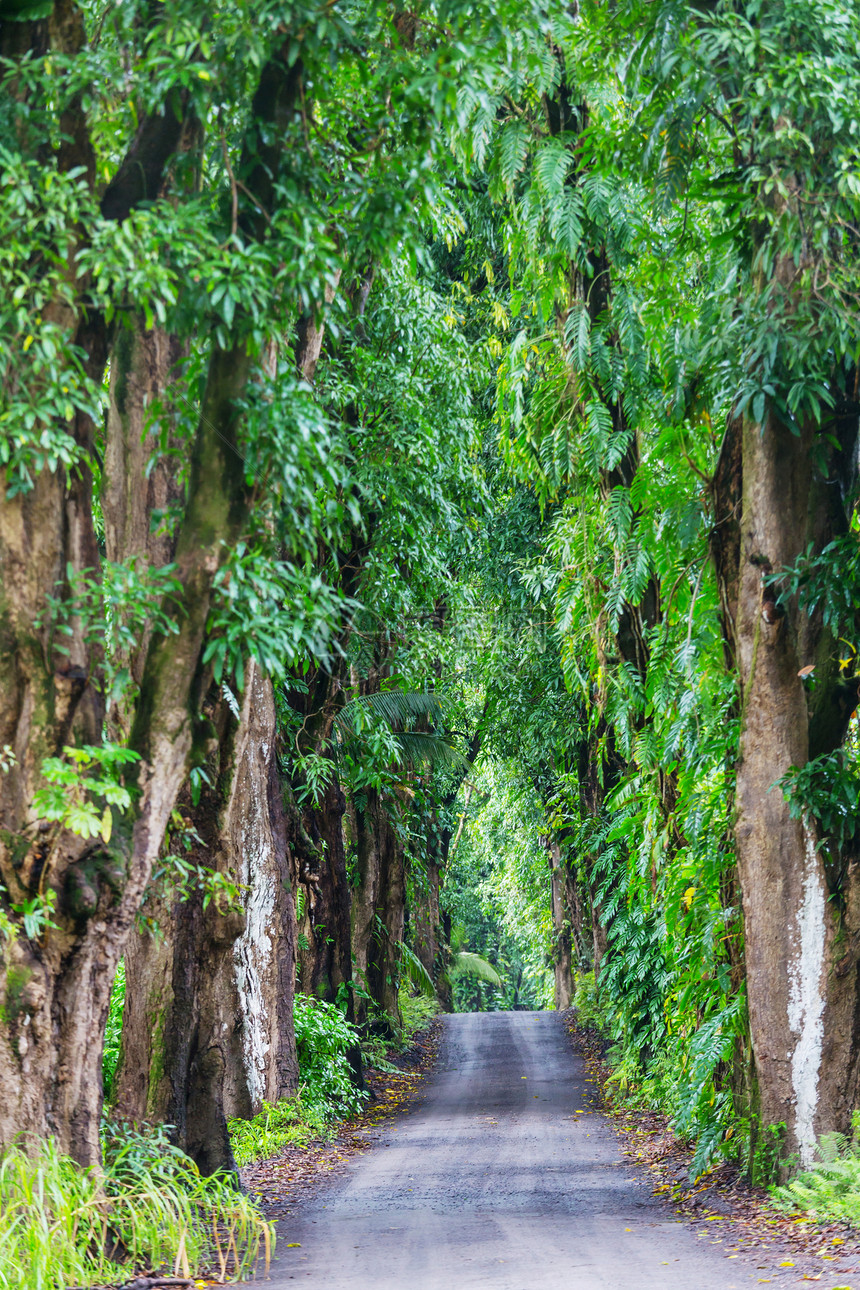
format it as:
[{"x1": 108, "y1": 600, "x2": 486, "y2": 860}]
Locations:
[
  {"x1": 228, "y1": 995, "x2": 371, "y2": 1168},
  {"x1": 3, "y1": 0, "x2": 860, "y2": 1275},
  {"x1": 772, "y1": 1116, "x2": 860, "y2": 1227},
  {"x1": 0, "y1": 1124, "x2": 270, "y2": 1290}
]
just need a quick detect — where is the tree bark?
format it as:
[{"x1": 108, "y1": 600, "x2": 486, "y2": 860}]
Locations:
[
  {"x1": 411, "y1": 848, "x2": 451, "y2": 1010},
  {"x1": 292, "y1": 772, "x2": 353, "y2": 1007},
  {"x1": 548, "y1": 839, "x2": 574, "y2": 1009},
  {"x1": 115, "y1": 664, "x2": 299, "y2": 1173},
  {"x1": 350, "y1": 789, "x2": 406, "y2": 1035},
  {"x1": 548, "y1": 838, "x2": 585, "y2": 1010},
  {"x1": 0, "y1": 11, "x2": 195, "y2": 1164},
  {"x1": 0, "y1": 24, "x2": 305, "y2": 1163},
  {"x1": 735, "y1": 395, "x2": 860, "y2": 1164}
]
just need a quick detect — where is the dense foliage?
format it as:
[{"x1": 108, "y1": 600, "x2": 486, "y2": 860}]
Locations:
[{"x1": 3, "y1": 0, "x2": 860, "y2": 1269}]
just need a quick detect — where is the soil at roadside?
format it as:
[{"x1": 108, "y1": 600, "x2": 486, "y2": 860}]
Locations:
[{"x1": 564, "y1": 1009, "x2": 860, "y2": 1284}]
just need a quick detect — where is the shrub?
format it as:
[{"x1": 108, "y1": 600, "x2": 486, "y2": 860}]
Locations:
[
  {"x1": 293, "y1": 993, "x2": 368, "y2": 1121},
  {"x1": 102, "y1": 957, "x2": 125, "y2": 1100},
  {"x1": 229, "y1": 994, "x2": 368, "y2": 1166},
  {"x1": 400, "y1": 987, "x2": 440, "y2": 1042},
  {"x1": 573, "y1": 970, "x2": 605, "y2": 1031}
]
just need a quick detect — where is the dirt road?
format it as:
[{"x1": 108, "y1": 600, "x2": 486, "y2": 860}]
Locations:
[{"x1": 264, "y1": 1011, "x2": 801, "y2": 1288}]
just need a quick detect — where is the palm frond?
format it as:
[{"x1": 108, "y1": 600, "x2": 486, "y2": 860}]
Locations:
[
  {"x1": 450, "y1": 950, "x2": 503, "y2": 988},
  {"x1": 393, "y1": 731, "x2": 472, "y2": 773},
  {"x1": 398, "y1": 943, "x2": 436, "y2": 998},
  {"x1": 335, "y1": 691, "x2": 446, "y2": 737}
]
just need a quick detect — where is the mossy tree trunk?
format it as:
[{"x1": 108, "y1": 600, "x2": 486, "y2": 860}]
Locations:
[
  {"x1": 548, "y1": 838, "x2": 585, "y2": 1011},
  {"x1": 115, "y1": 663, "x2": 299, "y2": 1174},
  {"x1": 350, "y1": 788, "x2": 406, "y2": 1036},
  {"x1": 0, "y1": 20, "x2": 306, "y2": 1164},
  {"x1": 411, "y1": 847, "x2": 451, "y2": 1012},
  {"x1": 734, "y1": 385, "x2": 860, "y2": 1164},
  {"x1": 0, "y1": 8, "x2": 197, "y2": 1164}
]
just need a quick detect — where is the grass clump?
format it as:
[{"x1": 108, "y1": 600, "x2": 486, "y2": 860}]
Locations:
[
  {"x1": 229, "y1": 1099, "x2": 330, "y2": 1167},
  {"x1": 771, "y1": 1116, "x2": 860, "y2": 1226},
  {"x1": 0, "y1": 1121, "x2": 271, "y2": 1290}
]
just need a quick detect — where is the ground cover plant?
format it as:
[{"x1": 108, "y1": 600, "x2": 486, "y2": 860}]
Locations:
[
  {"x1": 230, "y1": 990, "x2": 441, "y2": 1166},
  {"x1": 229, "y1": 996, "x2": 367, "y2": 1166}
]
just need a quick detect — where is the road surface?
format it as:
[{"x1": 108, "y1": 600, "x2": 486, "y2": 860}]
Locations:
[{"x1": 264, "y1": 1011, "x2": 800, "y2": 1288}]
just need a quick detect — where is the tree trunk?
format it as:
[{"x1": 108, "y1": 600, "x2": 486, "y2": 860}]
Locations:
[
  {"x1": 0, "y1": 16, "x2": 312, "y2": 1163},
  {"x1": 284, "y1": 635, "x2": 359, "y2": 1012},
  {"x1": 411, "y1": 849, "x2": 451, "y2": 1010},
  {"x1": 350, "y1": 788, "x2": 406, "y2": 1036},
  {"x1": 548, "y1": 838, "x2": 585, "y2": 1009},
  {"x1": 291, "y1": 773, "x2": 353, "y2": 1006},
  {"x1": 735, "y1": 397, "x2": 860, "y2": 1164},
  {"x1": 708, "y1": 413, "x2": 757, "y2": 1128},
  {"x1": 115, "y1": 663, "x2": 299, "y2": 1173}
]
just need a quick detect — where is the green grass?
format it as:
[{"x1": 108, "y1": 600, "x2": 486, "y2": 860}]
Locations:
[
  {"x1": 0, "y1": 1122, "x2": 272, "y2": 1290},
  {"x1": 229, "y1": 1098, "x2": 331, "y2": 1166}
]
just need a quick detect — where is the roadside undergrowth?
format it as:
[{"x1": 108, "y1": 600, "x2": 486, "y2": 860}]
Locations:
[
  {"x1": 242, "y1": 1010, "x2": 443, "y2": 1221},
  {"x1": 0, "y1": 1122, "x2": 271, "y2": 1290},
  {"x1": 231, "y1": 989, "x2": 441, "y2": 1168}
]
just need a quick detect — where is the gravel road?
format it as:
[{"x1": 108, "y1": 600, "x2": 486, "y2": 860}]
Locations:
[{"x1": 264, "y1": 1010, "x2": 798, "y2": 1288}]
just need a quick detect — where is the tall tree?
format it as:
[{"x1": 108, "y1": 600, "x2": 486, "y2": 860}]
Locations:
[{"x1": 0, "y1": 0, "x2": 527, "y2": 1164}]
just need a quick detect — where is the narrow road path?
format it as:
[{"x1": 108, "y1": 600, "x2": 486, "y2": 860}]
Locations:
[{"x1": 265, "y1": 1012, "x2": 794, "y2": 1288}]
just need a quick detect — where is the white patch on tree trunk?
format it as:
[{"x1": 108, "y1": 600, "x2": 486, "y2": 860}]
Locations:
[
  {"x1": 233, "y1": 811, "x2": 275, "y2": 1111},
  {"x1": 787, "y1": 823, "x2": 826, "y2": 1166}
]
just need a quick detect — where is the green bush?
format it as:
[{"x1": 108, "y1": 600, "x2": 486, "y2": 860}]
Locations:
[
  {"x1": 102, "y1": 958, "x2": 125, "y2": 1100},
  {"x1": 293, "y1": 994, "x2": 368, "y2": 1121},
  {"x1": 0, "y1": 1123, "x2": 271, "y2": 1290},
  {"x1": 573, "y1": 970, "x2": 606, "y2": 1031},
  {"x1": 400, "y1": 987, "x2": 440, "y2": 1042}
]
